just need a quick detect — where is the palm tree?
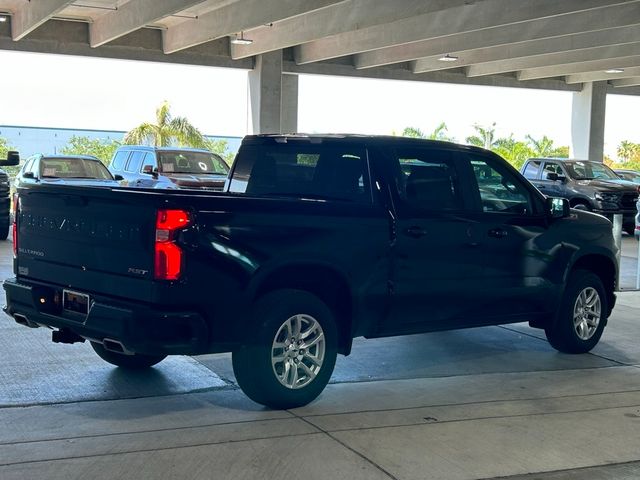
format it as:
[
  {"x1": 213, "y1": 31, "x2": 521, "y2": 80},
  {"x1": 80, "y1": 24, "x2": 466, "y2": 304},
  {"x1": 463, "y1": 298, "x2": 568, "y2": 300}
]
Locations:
[
  {"x1": 525, "y1": 134, "x2": 567, "y2": 158},
  {"x1": 465, "y1": 122, "x2": 497, "y2": 149},
  {"x1": 401, "y1": 127, "x2": 426, "y2": 138},
  {"x1": 402, "y1": 123, "x2": 455, "y2": 142},
  {"x1": 617, "y1": 140, "x2": 640, "y2": 163},
  {"x1": 124, "y1": 101, "x2": 207, "y2": 148}
]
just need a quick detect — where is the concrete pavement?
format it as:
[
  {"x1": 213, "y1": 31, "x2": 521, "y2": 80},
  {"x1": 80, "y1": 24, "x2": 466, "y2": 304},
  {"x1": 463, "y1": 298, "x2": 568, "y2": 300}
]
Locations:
[{"x1": 1, "y1": 238, "x2": 640, "y2": 479}]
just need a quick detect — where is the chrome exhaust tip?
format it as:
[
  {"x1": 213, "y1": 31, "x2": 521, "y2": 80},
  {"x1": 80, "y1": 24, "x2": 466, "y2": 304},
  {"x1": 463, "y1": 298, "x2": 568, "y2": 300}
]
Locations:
[{"x1": 102, "y1": 338, "x2": 134, "y2": 355}]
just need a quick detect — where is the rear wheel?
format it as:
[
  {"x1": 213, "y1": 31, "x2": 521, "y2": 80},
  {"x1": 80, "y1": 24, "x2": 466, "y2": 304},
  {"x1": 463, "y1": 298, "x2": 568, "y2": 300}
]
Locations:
[
  {"x1": 0, "y1": 216, "x2": 10, "y2": 240},
  {"x1": 545, "y1": 270, "x2": 607, "y2": 354},
  {"x1": 232, "y1": 289, "x2": 338, "y2": 409},
  {"x1": 90, "y1": 341, "x2": 167, "y2": 369}
]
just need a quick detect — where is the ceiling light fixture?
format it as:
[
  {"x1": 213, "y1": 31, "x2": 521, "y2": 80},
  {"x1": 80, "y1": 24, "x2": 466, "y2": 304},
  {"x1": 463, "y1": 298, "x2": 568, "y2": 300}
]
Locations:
[
  {"x1": 231, "y1": 32, "x2": 253, "y2": 45},
  {"x1": 438, "y1": 54, "x2": 459, "y2": 62},
  {"x1": 605, "y1": 68, "x2": 625, "y2": 74}
]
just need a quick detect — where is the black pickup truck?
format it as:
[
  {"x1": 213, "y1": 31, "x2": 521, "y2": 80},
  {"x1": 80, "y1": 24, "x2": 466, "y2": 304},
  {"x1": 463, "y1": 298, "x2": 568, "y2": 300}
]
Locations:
[
  {"x1": 0, "y1": 150, "x2": 20, "y2": 240},
  {"x1": 4, "y1": 135, "x2": 618, "y2": 408}
]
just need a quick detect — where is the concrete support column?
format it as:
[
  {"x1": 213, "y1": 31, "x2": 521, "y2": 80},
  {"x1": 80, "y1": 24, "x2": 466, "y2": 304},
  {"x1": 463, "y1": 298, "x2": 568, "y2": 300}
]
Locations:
[
  {"x1": 281, "y1": 73, "x2": 299, "y2": 133},
  {"x1": 570, "y1": 81, "x2": 607, "y2": 162},
  {"x1": 248, "y1": 50, "x2": 282, "y2": 134}
]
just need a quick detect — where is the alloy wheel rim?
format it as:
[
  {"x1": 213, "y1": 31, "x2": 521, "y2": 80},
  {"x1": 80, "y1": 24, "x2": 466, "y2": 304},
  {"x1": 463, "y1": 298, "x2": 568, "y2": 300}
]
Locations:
[
  {"x1": 573, "y1": 287, "x2": 601, "y2": 341},
  {"x1": 271, "y1": 314, "x2": 325, "y2": 389}
]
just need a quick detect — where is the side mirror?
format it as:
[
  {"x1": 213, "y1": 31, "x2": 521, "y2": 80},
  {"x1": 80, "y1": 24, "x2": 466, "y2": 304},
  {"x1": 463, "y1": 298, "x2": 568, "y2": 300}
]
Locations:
[
  {"x1": 142, "y1": 165, "x2": 159, "y2": 179},
  {"x1": 22, "y1": 172, "x2": 35, "y2": 179},
  {"x1": 546, "y1": 197, "x2": 570, "y2": 219},
  {"x1": 0, "y1": 151, "x2": 20, "y2": 166},
  {"x1": 545, "y1": 172, "x2": 559, "y2": 181},
  {"x1": 114, "y1": 174, "x2": 124, "y2": 181}
]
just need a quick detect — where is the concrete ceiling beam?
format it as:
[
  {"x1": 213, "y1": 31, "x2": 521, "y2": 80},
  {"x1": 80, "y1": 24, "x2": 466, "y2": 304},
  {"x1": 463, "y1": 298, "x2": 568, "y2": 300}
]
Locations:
[
  {"x1": 163, "y1": 0, "x2": 346, "y2": 55},
  {"x1": 611, "y1": 77, "x2": 640, "y2": 87},
  {"x1": 566, "y1": 67, "x2": 640, "y2": 84},
  {"x1": 465, "y1": 41, "x2": 640, "y2": 78},
  {"x1": 406, "y1": 25, "x2": 640, "y2": 76},
  {"x1": 518, "y1": 55, "x2": 640, "y2": 81},
  {"x1": 378, "y1": 12, "x2": 640, "y2": 73},
  {"x1": 90, "y1": 0, "x2": 206, "y2": 48},
  {"x1": 296, "y1": 0, "x2": 634, "y2": 65},
  {"x1": 11, "y1": 0, "x2": 74, "y2": 41},
  {"x1": 230, "y1": 0, "x2": 471, "y2": 60}
]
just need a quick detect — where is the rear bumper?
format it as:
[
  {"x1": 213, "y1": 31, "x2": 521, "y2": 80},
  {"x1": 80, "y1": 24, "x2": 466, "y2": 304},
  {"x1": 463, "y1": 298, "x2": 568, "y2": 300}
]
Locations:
[{"x1": 3, "y1": 277, "x2": 210, "y2": 356}]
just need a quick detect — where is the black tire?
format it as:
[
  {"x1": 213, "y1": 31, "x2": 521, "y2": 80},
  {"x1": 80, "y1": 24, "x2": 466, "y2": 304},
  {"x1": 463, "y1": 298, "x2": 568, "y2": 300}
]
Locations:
[
  {"x1": 232, "y1": 289, "x2": 338, "y2": 409},
  {"x1": 0, "y1": 217, "x2": 9, "y2": 241},
  {"x1": 545, "y1": 269, "x2": 607, "y2": 354},
  {"x1": 90, "y1": 341, "x2": 167, "y2": 369}
]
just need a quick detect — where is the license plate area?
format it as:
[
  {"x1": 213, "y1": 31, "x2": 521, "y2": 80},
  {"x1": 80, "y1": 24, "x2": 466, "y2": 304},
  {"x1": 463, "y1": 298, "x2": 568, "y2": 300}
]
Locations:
[{"x1": 63, "y1": 290, "x2": 90, "y2": 315}]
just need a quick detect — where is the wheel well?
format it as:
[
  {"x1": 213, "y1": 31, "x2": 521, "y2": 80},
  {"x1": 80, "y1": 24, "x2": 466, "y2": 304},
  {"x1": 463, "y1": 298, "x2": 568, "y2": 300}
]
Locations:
[
  {"x1": 254, "y1": 265, "x2": 353, "y2": 355},
  {"x1": 571, "y1": 255, "x2": 616, "y2": 314},
  {"x1": 569, "y1": 198, "x2": 591, "y2": 208}
]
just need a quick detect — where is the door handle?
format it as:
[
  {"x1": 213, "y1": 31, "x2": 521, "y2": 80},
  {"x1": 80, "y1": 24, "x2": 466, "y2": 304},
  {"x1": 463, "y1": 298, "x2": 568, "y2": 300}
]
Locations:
[
  {"x1": 488, "y1": 228, "x2": 508, "y2": 238},
  {"x1": 405, "y1": 226, "x2": 427, "y2": 238}
]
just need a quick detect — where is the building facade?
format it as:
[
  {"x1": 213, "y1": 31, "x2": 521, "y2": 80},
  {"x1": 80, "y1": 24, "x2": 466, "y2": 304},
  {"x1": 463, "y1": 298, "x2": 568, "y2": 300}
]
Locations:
[{"x1": 0, "y1": 125, "x2": 242, "y2": 159}]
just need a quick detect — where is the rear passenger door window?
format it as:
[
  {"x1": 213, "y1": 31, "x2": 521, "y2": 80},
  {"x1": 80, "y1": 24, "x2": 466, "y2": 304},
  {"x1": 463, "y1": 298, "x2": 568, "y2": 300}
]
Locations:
[
  {"x1": 522, "y1": 160, "x2": 541, "y2": 180},
  {"x1": 392, "y1": 148, "x2": 464, "y2": 212},
  {"x1": 229, "y1": 143, "x2": 371, "y2": 204},
  {"x1": 125, "y1": 151, "x2": 145, "y2": 173},
  {"x1": 111, "y1": 151, "x2": 129, "y2": 171}
]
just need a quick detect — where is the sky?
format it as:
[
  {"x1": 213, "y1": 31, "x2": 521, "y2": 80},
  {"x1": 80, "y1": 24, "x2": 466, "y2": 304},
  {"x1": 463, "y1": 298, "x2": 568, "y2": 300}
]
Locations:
[{"x1": 1, "y1": 50, "x2": 639, "y2": 158}]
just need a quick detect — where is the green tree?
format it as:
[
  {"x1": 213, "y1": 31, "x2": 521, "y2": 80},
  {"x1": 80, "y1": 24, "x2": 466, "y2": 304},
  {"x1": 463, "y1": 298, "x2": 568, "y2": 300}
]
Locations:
[
  {"x1": 525, "y1": 135, "x2": 569, "y2": 158},
  {"x1": 465, "y1": 122, "x2": 498, "y2": 149},
  {"x1": 124, "y1": 101, "x2": 207, "y2": 148},
  {"x1": 401, "y1": 127, "x2": 425, "y2": 138},
  {"x1": 402, "y1": 123, "x2": 455, "y2": 142},
  {"x1": 493, "y1": 136, "x2": 534, "y2": 170},
  {"x1": 203, "y1": 138, "x2": 235, "y2": 166},
  {"x1": 0, "y1": 137, "x2": 21, "y2": 179},
  {"x1": 616, "y1": 140, "x2": 640, "y2": 163},
  {"x1": 0, "y1": 136, "x2": 10, "y2": 159},
  {"x1": 60, "y1": 136, "x2": 121, "y2": 165}
]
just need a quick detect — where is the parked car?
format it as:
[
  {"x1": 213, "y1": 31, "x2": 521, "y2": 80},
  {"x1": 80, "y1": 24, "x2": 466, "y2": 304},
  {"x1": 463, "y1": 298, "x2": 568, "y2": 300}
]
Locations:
[
  {"x1": 614, "y1": 169, "x2": 640, "y2": 184},
  {"x1": 0, "y1": 150, "x2": 19, "y2": 240},
  {"x1": 522, "y1": 158, "x2": 639, "y2": 235},
  {"x1": 109, "y1": 146, "x2": 229, "y2": 190},
  {"x1": 5, "y1": 135, "x2": 618, "y2": 409},
  {"x1": 15, "y1": 154, "x2": 122, "y2": 188}
]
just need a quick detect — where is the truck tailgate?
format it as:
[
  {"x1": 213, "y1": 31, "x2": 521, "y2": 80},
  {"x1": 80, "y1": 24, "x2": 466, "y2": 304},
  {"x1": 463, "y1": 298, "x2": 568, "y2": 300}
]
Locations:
[{"x1": 16, "y1": 185, "x2": 158, "y2": 302}]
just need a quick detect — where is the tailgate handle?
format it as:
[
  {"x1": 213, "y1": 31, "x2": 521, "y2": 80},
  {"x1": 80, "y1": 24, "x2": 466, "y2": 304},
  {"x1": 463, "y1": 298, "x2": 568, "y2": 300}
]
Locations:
[{"x1": 488, "y1": 228, "x2": 508, "y2": 238}]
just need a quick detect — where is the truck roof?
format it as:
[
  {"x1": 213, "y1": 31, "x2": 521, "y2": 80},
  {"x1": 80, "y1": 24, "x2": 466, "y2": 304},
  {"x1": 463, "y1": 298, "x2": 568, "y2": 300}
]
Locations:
[{"x1": 242, "y1": 134, "x2": 492, "y2": 154}]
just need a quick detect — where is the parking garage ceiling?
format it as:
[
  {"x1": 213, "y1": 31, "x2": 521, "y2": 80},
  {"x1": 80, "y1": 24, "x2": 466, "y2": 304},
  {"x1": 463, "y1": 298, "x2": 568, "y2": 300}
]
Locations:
[{"x1": 1, "y1": 0, "x2": 640, "y2": 95}]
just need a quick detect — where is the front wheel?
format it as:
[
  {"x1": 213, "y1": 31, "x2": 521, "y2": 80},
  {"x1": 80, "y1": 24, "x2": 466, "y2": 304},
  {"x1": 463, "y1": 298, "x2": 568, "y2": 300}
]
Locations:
[
  {"x1": 571, "y1": 202, "x2": 591, "y2": 212},
  {"x1": 90, "y1": 342, "x2": 167, "y2": 369},
  {"x1": 232, "y1": 289, "x2": 338, "y2": 409},
  {"x1": 545, "y1": 270, "x2": 607, "y2": 354}
]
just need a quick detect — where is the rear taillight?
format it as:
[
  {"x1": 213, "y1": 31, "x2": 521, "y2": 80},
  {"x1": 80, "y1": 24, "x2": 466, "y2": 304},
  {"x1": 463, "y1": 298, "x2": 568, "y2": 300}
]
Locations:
[
  {"x1": 154, "y1": 209, "x2": 190, "y2": 280},
  {"x1": 12, "y1": 194, "x2": 18, "y2": 258}
]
